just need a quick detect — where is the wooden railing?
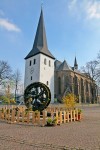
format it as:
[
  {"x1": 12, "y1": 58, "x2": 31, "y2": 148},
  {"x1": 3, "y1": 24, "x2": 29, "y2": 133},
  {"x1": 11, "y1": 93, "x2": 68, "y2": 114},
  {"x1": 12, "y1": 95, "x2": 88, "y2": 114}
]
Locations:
[{"x1": 0, "y1": 107, "x2": 82, "y2": 126}]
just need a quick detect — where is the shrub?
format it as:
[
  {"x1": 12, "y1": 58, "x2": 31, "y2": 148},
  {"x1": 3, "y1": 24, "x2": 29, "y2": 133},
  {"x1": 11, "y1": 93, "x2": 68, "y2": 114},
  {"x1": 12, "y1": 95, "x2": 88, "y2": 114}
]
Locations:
[
  {"x1": 10, "y1": 99, "x2": 16, "y2": 104},
  {"x1": 46, "y1": 117, "x2": 57, "y2": 125},
  {"x1": 78, "y1": 109, "x2": 82, "y2": 114},
  {"x1": 62, "y1": 93, "x2": 77, "y2": 110},
  {"x1": 0, "y1": 96, "x2": 10, "y2": 104}
]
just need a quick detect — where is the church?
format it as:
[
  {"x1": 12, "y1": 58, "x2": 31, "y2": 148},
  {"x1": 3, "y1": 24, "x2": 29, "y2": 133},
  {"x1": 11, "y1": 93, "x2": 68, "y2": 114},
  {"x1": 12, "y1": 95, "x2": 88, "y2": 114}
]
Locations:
[{"x1": 24, "y1": 8, "x2": 97, "y2": 104}]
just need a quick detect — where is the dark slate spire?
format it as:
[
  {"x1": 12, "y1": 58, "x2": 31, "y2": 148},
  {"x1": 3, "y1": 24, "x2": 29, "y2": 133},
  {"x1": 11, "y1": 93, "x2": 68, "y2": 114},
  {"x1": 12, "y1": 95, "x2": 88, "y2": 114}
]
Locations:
[
  {"x1": 74, "y1": 56, "x2": 78, "y2": 70},
  {"x1": 25, "y1": 8, "x2": 55, "y2": 59},
  {"x1": 58, "y1": 60, "x2": 72, "y2": 71}
]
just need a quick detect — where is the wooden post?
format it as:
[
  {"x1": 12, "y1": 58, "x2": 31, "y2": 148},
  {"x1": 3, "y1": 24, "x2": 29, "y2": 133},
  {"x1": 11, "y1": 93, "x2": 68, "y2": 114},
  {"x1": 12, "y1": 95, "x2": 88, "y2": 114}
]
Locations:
[
  {"x1": 63, "y1": 111, "x2": 66, "y2": 123},
  {"x1": 22, "y1": 111, "x2": 24, "y2": 123},
  {"x1": 27, "y1": 112, "x2": 30, "y2": 124},
  {"x1": 17, "y1": 110, "x2": 20, "y2": 123},
  {"x1": 0, "y1": 111, "x2": 1, "y2": 119},
  {"x1": 37, "y1": 111, "x2": 40, "y2": 125},
  {"x1": 4, "y1": 109, "x2": 7, "y2": 120},
  {"x1": 56, "y1": 110, "x2": 58, "y2": 124},
  {"x1": 11, "y1": 109, "x2": 15, "y2": 123},
  {"x1": 7, "y1": 109, "x2": 10, "y2": 122},
  {"x1": 76, "y1": 109, "x2": 78, "y2": 121},
  {"x1": 32, "y1": 111, "x2": 35, "y2": 125},
  {"x1": 60, "y1": 111, "x2": 62, "y2": 124},
  {"x1": 67, "y1": 111, "x2": 69, "y2": 122},
  {"x1": 43, "y1": 110, "x2": 46, "y2": 126},
  {"x1": 73, "y1": 110, "x2": 76, "y2": 121},
  {"x1": 70, "y1": 110, "x2": 72, "y2": 122}
]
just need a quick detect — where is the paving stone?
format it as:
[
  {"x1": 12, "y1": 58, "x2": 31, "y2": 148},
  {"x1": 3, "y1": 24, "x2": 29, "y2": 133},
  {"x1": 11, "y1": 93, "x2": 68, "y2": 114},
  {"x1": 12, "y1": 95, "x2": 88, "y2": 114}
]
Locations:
[{"x1": 0, "y1": 106, "x2": 100, "y2": 150}]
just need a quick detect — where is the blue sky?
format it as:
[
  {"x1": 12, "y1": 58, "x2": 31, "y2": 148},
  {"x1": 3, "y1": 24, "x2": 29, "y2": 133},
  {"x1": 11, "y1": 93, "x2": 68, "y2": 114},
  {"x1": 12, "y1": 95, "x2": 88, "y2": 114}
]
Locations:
[{"x1": 0, "y1": 0, "x2": 100, "y2": 81}]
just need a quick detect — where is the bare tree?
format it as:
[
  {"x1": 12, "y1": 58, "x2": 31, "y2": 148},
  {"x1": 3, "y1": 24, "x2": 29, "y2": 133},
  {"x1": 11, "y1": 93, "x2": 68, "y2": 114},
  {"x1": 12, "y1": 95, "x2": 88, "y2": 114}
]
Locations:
[
  {"x1": 0, "y1": 60, "x2": 12, "y2": 85},
  {"x1": 97, "y1": 51, "x2": 100, "y2": 85},
  {"x1": 13, "y1": 69, "x2": 21, "y2": 101},
  {"x1": 97, "y1": 50, "x2": 100, "y2": 61},
  {"x1": 81, "y1": 60, "x2": 99, "y2": 81},
  {"x1": 80, "y1": 60, "x2": 99, "y2": 103}
]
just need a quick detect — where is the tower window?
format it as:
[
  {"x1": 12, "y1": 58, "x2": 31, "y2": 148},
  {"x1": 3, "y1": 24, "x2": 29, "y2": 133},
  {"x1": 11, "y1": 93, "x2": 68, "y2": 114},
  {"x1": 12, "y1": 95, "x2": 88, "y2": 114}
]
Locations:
[
  {"x1": 33, "y1": 59, "x2": 36, "y2": 64},
  {"x1": 30, "y1": 60, "x2": 32, "y2": 66},
  {"x1": 47, "y1": 81, "x2": 49, "y2": 85},
  {"x1": 49, "y1": 60, "x2": 51, "y2": 67},
  {"x1": 44, "y1": 58, "x2": 46, "y2": 65},
  {"x1": 31, "y1": 76, "x2": 32, "y2": 80}
]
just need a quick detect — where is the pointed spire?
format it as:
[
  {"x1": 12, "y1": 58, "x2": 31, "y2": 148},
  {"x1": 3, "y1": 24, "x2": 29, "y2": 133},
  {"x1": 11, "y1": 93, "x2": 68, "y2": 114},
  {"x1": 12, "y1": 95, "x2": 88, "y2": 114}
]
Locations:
[
  {"x1": 74, "y1": 56, "x2": 78, "y2": 70},
  {"x1": 25, "y1": 8, "x2": 55, "y2": 59}
]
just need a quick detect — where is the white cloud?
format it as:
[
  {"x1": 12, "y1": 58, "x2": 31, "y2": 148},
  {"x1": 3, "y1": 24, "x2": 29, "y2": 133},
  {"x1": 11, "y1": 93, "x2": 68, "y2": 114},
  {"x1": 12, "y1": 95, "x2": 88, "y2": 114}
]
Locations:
[
  {"x1": 86, "y1": 1, "x2": 100, "y2": 19},
  {"x1": 68, "y1": 0, "x2": 100, "y2": 20},
  {"x1": 68, "y1": 0, "x2": 78, "y2": 11},
  {"x1": 0, "y1": 18, "x2": 21, "y2": 32}
]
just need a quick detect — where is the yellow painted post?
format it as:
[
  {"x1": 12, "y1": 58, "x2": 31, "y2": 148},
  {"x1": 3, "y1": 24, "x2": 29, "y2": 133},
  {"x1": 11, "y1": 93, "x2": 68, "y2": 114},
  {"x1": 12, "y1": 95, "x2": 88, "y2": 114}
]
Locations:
[
  {"x1": 11, "y1": 109, "x2": 15, "y2": 123},
  {"x1": 27, "y1": 112, "x2": 30, "y2": 124},
  {"x1": 60, "y1": 111, "x2": 62, "y2": 124},
  {"x1": 4, "y1": 109, "x2": 7, "y2": 120},
  {"x1": 32, "y1": 111, "x2": 35, "y2": 125},
  {"x1": 7, "y1": 109, "x2": 10, "y2": 122},
  {"x1": 73, "y1": 110, "x2": 76, "y2": 121},
  {"x1": 63, "y1": 111, "x2": 66, "y2": 123},
  {"x1": 43, "y1": 111, "x2": 46, "y2": 126},
  {"x1": 0, "y1": 111, "x2": 1, "y2": 119},
  {"x1": 67, "y1": 111, "x2": 69, "y2": 122},
  {"x1": 76, "y1": 109, "x2": 78, "y2": 121},
  {"x1": 37, "y1": 111, "x2": 40, "y2": 125},
  {"x1": 56, "y1": 110, "x2": 58, "y2": 124},
  {"x1": 22, "y1": 111, "x2": 24, "y2": 123},
  {"x1": 70, "y1": 110, "x2": 72, "y2": 122},
  {"x1": 17, "y1": 110, "x2": 20, "y2": 123}
]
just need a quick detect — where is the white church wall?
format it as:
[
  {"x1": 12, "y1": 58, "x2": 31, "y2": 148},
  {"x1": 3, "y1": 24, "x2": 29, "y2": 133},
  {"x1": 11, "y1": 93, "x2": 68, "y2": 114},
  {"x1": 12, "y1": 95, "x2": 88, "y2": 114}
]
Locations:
[
  {"x1": 24, "y1": 53, "x2": 54, "y2": 103},
  {"x1": 24, "y1": 54, "x2": 40, "y2": 89},
  {"x1": 39, "y1": 54, "x2": 54, "y2": 102}
]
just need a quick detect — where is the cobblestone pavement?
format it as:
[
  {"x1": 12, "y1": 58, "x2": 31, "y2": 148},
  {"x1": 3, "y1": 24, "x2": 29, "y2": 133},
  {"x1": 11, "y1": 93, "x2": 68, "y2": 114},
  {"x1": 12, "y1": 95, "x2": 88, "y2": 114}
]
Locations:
[{"x1": 0, "y1": 106, "x2": 100, "y2": 150}]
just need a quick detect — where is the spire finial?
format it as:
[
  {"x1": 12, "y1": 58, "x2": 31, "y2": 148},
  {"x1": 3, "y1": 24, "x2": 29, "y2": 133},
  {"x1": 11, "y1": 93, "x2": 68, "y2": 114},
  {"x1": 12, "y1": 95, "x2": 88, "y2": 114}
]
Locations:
[{"x1": 41, "y1": 0, "x2": 43, "y2": 9}]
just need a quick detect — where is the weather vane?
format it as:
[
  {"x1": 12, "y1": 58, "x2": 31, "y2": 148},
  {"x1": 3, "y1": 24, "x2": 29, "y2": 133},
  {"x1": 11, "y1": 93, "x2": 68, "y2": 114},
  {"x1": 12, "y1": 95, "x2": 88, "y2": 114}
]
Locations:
[{"x1": 41, "y1": 0, "x2": 43, "y2": 8}]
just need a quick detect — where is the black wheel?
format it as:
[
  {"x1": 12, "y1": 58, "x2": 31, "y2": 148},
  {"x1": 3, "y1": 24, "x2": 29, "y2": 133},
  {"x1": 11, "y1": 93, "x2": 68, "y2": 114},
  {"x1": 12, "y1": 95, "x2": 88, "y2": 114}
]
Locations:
[{"x1": 24, "y1": 82, "x2": 51, "y2": 111}]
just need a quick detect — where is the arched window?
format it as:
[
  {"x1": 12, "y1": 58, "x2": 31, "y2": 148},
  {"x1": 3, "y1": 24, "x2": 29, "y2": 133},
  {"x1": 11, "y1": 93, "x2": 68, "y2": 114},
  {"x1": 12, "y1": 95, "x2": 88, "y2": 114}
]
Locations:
[
  {"x1": 44, "y1": 58, "x2": 46, "y2": 65},
  {"x1": 29, "y1": 60, "x2": 31, "y2": 66},
  {"x1": 86, "y1": 81, "x2": 88, "y2": 92},
  {"x1": 47, "y1": 81, "x2": 49, "y2": 85},
  {"x1": 58, "y1": 77, "x2": 61, "y2": 94},
  {"x1": 49, "y1": 60, "x2": 51, "y2": 67},
  {"x1": 33, "y1": 59, "x2": 36, "y2": 64}
]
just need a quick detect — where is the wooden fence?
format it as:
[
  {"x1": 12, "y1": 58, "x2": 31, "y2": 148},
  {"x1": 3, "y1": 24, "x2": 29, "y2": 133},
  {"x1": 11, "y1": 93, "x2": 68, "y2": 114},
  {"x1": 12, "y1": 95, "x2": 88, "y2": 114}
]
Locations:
[{"x1": 0, "y1": 107, "x2": 82, "y2": 126}]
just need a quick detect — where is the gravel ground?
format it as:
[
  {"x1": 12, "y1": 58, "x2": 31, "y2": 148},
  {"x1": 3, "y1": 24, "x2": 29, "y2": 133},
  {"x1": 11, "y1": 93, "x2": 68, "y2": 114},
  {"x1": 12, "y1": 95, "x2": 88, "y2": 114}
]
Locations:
[{"x1": 0, "y1": 106, "x2": 100, "y2": 150}]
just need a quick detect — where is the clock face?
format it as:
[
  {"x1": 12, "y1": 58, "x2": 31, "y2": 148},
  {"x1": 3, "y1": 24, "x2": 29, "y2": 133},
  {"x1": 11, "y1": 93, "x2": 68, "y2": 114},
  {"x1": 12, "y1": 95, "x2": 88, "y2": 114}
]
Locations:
[{"x1": 30, "y1": 67, "x2": 34, "y2": 74}]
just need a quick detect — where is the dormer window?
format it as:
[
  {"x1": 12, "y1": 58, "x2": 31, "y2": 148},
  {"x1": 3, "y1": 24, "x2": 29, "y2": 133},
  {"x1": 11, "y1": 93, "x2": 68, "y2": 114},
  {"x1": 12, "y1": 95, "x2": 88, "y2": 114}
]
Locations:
[{"x1": 44, "y1": 58, "x2": 46, "y2": 65}]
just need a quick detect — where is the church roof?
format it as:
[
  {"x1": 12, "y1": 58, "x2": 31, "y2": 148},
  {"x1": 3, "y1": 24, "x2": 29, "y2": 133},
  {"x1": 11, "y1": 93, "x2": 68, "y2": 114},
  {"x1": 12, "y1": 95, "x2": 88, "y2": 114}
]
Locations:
[
  {"x1": 57, "y1": 60, "x2": 72, "y2": 71},
  {"x1": 54, "y1": 60, "x2": 62, "y2": 70},
  {"x1": 25, "y1": 8, "x2": 55, "y2": 60}
]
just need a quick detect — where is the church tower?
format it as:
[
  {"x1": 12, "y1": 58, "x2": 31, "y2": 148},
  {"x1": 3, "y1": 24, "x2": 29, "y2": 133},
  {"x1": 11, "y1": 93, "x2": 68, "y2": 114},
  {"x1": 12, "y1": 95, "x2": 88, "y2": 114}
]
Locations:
[
  {"x1": 24, "y1": 8, "x2": 55, "y2": 102},
  {"x1": 74, "y1": 56, "x2": 78, "y2": 70}
]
